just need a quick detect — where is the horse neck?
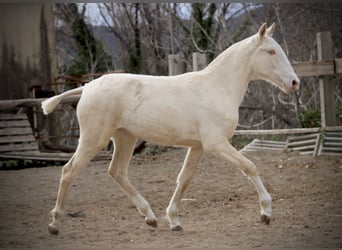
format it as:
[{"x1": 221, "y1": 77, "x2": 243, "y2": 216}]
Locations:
[{"x1": 203, "y1": 36, "x2": 257, "y2": 105}]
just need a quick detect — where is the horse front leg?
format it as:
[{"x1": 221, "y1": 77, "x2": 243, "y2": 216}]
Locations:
[
  {"x1": 166, "y1": 147, "x2": 204, "y2": 231},
  {"x1": 207, "y1": 140, "x2": 272, "y2": 224}
]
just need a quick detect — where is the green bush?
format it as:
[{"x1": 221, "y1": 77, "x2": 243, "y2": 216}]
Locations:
[{"x1": 299, "y1": 110, "x2": 321, "y2": 128}]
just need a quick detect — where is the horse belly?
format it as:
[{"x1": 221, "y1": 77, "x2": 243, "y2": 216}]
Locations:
[{"x1": 122, "y1": 102, "x2": 201, "y2": 147}]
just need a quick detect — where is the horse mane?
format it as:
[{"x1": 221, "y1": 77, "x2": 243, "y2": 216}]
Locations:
[{"x1": 205, "y1": 35, "x2": 257, "y2": 73}]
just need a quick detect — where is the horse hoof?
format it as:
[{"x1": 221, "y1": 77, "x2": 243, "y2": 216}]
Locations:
[
  {"x1": 145, "y1": 218, "x2": 158, "y2": 228},
  {"x1": 261, "y1": 214, "x2": 271, "y2": 225},
  {"x1": 170, "y1": 224, "x2": 183, "y2": 232},
  {"x1": 48, "y1": 223, "x2": 59, "y2": 235}
]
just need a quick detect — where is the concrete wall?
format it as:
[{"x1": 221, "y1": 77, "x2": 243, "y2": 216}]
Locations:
[{"x1": 0, "y1": 4, "x2": 57, "y2": 100}]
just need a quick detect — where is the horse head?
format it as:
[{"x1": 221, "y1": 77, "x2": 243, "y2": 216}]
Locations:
[{"x1": 250, "y1": 23, "x2": 300, "y2": 93}]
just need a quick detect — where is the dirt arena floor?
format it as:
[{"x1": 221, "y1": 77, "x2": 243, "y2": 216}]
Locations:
[{"x1": 0, "y1": 147, "x2": 341, "y2": 248}]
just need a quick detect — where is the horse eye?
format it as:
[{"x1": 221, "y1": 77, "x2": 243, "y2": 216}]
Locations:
[{"x1": 268, "y1": 49, "x2": 276, "y2": 55}]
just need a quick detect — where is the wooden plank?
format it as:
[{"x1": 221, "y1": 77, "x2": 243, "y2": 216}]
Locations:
[
  {"x1": 299, "y1": 151, "x2": 315, "y2": 156},
  {"x1": 235, "y1": 126, "x2": 341, "y2": 136},
  {"x1": 251, "y1": 143, "x2": 285, "y2": 148},
  {"x1": 287, "y1": 139, "x2": 317, "y2": 147},
  {"x1": 335, "y1": 58, "x2": 342, "y2": 74},
  {"x1": 234, "y1": 127, "x2": 320, "y2": 135},
  {"x1": 0, "y1": 142, "x2": 39, "y2": 153},
  {"x1": 193, "y1": 52, "x2": 207, "y2": 71},
  {"x1": 291, "y1": 145, "x2": 315, "y2": 151},
  {"x1": 313, "y1": 132, "x2": 321, "y2": 156},
  {"x1": 0, "y1": 113, "x2": 27, "y2": 120},
  {"x1": 0, "y1": 152, "x2": 69, "y2": 162},
  {"x1": 0, "y1": 120, "x2": 31, "y2": 128},
  {"x1": 291, "y1": 58, "x2": 342, "y2": 77},
  {"x1": 325, "y1": 133, "x2": 342, "y2": 138},
  {"x1": 292, "y1": 60, "x2": 334, "y2": 77},
  {"x1": 324, "y1": 126, "x2": 342, "y2": 132},
  {"x1": 319, "y1": 152, "x2": 342, "y2": 156},
  {"x1": 0, "y1": 95, "x2": 80, "y2": 110},
  {"x1": 251, "y1": 144, "x2": 285, "y2": 149},
  {"x1": 0, "y1": 135, "x2": 36, "y2": 143},
  {"x1": 0, "y1": 151, "x2": 110, "y2": 162},
  {"x1": 287, "y1": 133, "x2": 319, "y2": 141},
  {"x1": 321, "y1": 147, "x2": 342, "y2": 152},
  {"x1": 168, "y1": 54, "x2": 186, "y2": 76},
  {"x1": 323, "y1": 142, "x2": 342, "y2": 147},
  {"x1": 253, "y1": 139, "x2": 286, "y2": 145},
  {"x1": 318, "y1": 31, "x2": 336, "y2": 127},
  {"x1": 0, "y1": 127, "x2": 33, "y2": 136},
  {"x1": 244, "y1": 146, "x2": 284, "y2": 151},
  {"x1": 241, "y1": 139, "x2": 286, "y2": 152},
  {"x1": 324, "y1": 137, "x2": 342, "y2": 141}
]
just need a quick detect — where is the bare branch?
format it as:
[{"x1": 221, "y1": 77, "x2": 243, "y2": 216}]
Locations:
[
  {"x1": 273, "y1": 3, "x2": 289, "y2": 56},
  {"x1": 190, "y1": 16, "x2": 219, "y2": 53},
  {"x1": 242, "y1": 3, "x2": 258, "y2": 32}
]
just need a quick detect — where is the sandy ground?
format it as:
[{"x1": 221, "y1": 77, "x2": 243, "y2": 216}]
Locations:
[{"x1": 0, "y1": 147, "x2": 341, "y2": 248}]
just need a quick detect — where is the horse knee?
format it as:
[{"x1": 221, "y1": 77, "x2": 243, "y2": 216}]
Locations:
[
  {"x1": 60, "y1": 161, "x2": 75, "y2": 184},
  {"x1": 108, "y1": 168, "x2": 118, "y2": 180},
  {"x1": 242, "y1": 160, "x2": 259, "y2": 177},
  {"x1": 108, "y1": 166, "x2": 127, "y2": 183},
  {"x1": 60, "y1": 154, "x2": 86, "y2": 184}
]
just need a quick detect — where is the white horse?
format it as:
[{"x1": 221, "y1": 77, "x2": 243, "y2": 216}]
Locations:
[{"x1": 42, "y1": 23, "x2": 299, "y2": 235}]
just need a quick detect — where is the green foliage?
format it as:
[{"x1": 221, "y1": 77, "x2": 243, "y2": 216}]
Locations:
[
  {"x1": 67, "y1": 7, "x2": 113, "y2": 76},
  {"x1": 299, "y1": 110, "x2": 321, "y2": 128}
]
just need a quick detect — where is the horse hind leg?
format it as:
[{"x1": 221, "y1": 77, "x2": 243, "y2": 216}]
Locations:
[
  {"x1": 108, "y1": 129, "x2": 157, "y2": 228},
  {"x1": 48, "y1": 155, "x2": 76, "y2": 235},
  {"x1": 166, "y1": 147, "x2": 204, "y2": 231},
  {"x1": 48, "y1": 134, "x2": 109, "y2": 235}
]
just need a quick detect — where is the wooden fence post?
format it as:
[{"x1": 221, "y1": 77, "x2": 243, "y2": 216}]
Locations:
[
  {"x1": 192, "y1": 52, "x2": 207, "y2": 71},
  {"x1": 168, "y1": 54, "x2": 186, "y2": 76},
  {"x1": 317, "y1": 31, "x2": 336, "y2": 127}
]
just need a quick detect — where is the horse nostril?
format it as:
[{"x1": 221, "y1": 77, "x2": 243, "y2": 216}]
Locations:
[{"x1": 292, "y1": 80, "x2": 298, "y2": 88}]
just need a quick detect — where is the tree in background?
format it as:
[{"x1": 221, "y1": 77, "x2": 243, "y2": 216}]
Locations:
[
  {"x1": 191, "y1": 3, "x2": 218, "y2": 57},
  {"x1": 55, "y1": 3, "x2": 113, "y2": 76},
  {"x1": 99, "y1": 3, "x2": 169, "y2": 75},
  {"x1": 97, "y1": 3, "x2": 256, "y2": 74}
]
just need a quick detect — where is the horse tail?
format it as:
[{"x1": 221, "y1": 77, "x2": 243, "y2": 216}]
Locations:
[{"x1": 41, "y1": 86, "x2": 84, "y2": 115}]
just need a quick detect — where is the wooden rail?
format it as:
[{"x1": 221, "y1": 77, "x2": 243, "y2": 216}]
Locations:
[
  {"x1": 0, "y1": 96, "x2": 80, "y2": 110},
  {"x1": 234, "y1": 126, "x2": 342, "y2": 136},
  {"x1": 292, "y1": 58, "x2": 342, "y2": 77}
]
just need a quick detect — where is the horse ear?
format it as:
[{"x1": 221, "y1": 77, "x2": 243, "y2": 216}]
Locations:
[
  {"x1": 258, "y1": 23, "x2": 267, "y2": 41},
  {"x1": 266, "y1": 23, "x2": 275, "y2": 36}
]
